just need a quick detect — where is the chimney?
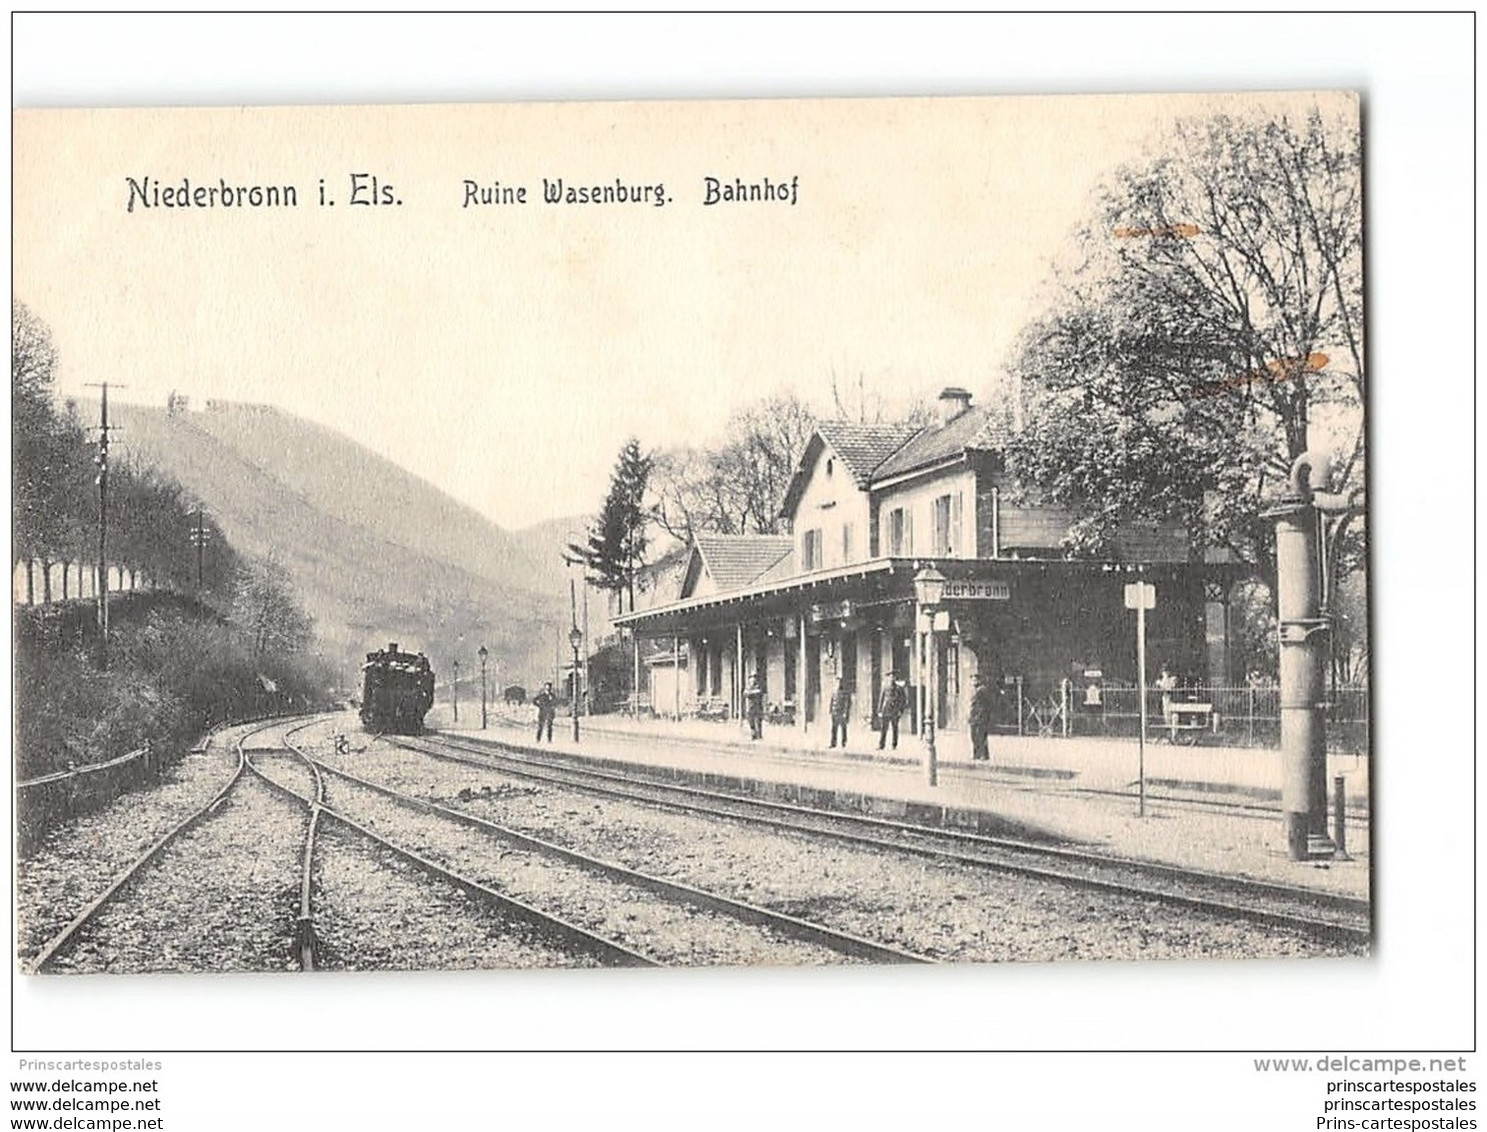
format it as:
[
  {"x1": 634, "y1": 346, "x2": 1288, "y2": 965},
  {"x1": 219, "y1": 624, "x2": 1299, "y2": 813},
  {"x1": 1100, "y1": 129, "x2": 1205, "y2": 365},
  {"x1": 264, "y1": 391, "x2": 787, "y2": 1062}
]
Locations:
[{"x1": 937, "y1": 386, "x2": 973, "y2": 425}]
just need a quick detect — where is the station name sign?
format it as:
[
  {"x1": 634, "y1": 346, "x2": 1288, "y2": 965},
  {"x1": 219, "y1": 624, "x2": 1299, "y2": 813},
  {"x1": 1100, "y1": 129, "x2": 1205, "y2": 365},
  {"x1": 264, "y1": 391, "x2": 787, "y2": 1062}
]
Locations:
[
  {"x1": 943, "y1": 580, "x2": 1011, "y2": 601},
  {"x1": 809, "y1": 600, "x2": 854, "y2": 623}
]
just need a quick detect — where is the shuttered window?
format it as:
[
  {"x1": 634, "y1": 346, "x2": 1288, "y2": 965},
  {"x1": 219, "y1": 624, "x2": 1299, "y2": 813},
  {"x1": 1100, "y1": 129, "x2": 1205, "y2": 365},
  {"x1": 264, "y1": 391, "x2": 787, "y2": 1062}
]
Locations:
[
  {"x1": 803, "y1": 528, "x2": 823, "y2": 571},
  {"x1": 888, "y1": 508, "x2": 912, "y2": 556},
  {"x1": 932, "y1": 493, "x2": 964, "y2": 556}
]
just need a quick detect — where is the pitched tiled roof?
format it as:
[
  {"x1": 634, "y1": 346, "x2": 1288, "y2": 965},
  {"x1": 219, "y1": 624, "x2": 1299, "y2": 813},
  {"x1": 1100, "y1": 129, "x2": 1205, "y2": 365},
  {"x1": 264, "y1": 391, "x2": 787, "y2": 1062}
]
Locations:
[
  {"x1": 815, "y1": 421, "x2": 924, "y2": 486},
  {"x1": 870, "y1": 404, "x2": 1011, "y2": 482},
  {"x1": 750, "y1": 546, "x2": 797, "y2": 587},
  {"x1": 693, "y1": 534, "x2": 795, "y2": 592}
]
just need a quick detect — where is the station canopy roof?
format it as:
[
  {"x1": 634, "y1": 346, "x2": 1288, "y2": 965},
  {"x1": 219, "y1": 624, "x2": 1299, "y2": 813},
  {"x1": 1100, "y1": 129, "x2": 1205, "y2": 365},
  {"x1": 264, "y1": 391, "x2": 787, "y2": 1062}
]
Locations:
[{"x1": 615, "y1": 556, "x2": 1229, "y2": 637}]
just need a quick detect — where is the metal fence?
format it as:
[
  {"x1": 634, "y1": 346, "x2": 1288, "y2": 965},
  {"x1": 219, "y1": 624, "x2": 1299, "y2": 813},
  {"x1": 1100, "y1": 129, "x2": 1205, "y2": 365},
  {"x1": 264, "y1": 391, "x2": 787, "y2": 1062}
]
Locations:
[
  {"x1": 1016, "y1": 681, "x2": 1369, "y2": 754},
  {"x1": 14, "y1": 715, "x2": 269, "y2": 857},
  {"x1": 16, "y1": 742, "x2": 163, "y2": 857}
]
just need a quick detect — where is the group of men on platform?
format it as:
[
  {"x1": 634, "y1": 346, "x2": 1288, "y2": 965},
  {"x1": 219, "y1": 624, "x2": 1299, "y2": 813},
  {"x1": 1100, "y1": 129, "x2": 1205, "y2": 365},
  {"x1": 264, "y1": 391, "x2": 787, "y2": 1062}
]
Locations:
[{"x1": 741, "y1": 669, "x2": 1004, "y2": 763}]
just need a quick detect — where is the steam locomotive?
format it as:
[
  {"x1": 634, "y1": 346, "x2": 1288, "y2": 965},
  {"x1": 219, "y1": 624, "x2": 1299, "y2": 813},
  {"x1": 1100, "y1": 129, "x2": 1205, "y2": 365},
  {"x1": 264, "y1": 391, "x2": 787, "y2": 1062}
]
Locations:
[{"x1": 360, "y1": 643, "x2": 435, "y2": 734}]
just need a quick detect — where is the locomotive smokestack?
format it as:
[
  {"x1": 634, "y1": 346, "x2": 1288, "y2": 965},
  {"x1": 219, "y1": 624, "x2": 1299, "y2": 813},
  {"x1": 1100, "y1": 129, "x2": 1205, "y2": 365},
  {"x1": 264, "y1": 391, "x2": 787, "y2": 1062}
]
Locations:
[{"x1": 388, "y1": 642, "x2": 399, "y2": 653}]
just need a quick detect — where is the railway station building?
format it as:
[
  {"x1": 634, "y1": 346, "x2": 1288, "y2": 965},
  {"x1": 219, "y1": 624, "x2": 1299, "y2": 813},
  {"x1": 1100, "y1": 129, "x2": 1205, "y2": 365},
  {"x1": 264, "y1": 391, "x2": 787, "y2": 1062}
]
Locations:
[{"x1": 616, "y1": 387, "x2": 1237, "y2": 738}]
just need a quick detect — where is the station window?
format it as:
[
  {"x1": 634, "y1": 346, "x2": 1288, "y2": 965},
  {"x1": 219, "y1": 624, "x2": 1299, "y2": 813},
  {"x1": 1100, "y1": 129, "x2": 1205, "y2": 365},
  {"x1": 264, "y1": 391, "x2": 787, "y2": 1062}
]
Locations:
[
  {"x1": 888, "y1": 507, "x2": 912, "y2": 556},
  {"x1": 803, "y1": 528, "x2": 823, "y2": 571},
  {"x1": 842, "y1": 523, "x2": 854, "y2": 563},
  {"x1": 932, "y1": 493, "x2": 963, "y2": 556}
]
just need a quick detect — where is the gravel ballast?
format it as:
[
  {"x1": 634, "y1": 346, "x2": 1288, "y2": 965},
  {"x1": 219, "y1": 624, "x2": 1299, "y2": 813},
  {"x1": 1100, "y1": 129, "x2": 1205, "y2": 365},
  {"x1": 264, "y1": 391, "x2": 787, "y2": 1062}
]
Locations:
[
  {"x1": 46, "y1": 773, "x2": 305, "y2": 973},
  {"x1": 332, "y1": 740, "x2": 1359, "y2": 964},
  {"x1": 18, "y1": 721, "x2": 262, "y2": 964}
]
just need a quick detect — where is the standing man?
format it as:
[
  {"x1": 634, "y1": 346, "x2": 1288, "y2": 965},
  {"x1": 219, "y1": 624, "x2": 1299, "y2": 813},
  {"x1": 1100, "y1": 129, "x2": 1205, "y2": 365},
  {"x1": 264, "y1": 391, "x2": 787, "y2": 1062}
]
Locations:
[
  {"x1": 1155, "y1": 664, "x2": 1179, "y2": 735},
  {"x1": 533, "y1": 681, "x2": 556, "y2": 743},
  {"x1": 876, "y1": 674, "x2": 906, "y2": 750},
  {"x1": 743, "y1": 674, "x2": 765, "y2": 741},
  {"x1": 968, "y1": 673, "x2": 995, "y2": 763},
  {"x1": 828, "y1": 678, "x2": 852, "y2": 749}
]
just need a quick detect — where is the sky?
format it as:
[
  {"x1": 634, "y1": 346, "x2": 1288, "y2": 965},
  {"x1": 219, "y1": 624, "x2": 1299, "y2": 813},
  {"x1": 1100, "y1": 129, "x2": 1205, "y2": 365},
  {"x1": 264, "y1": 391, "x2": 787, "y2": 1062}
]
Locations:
[{"x1": 13, "y1": 89, "x2": 1350, "y2": 532}]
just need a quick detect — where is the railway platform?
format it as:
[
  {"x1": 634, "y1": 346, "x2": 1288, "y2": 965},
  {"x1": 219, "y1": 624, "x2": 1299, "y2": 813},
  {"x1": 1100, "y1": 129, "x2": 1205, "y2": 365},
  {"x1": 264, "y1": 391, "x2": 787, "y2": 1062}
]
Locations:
[{"x1": 427, "y1": 706, "x2": 1370, "y2": 902}]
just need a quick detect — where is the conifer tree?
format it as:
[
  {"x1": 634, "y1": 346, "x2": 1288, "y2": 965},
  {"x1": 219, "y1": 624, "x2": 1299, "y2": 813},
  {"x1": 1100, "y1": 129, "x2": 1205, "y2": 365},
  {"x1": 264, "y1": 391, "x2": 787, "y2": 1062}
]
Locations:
[{"x1": 568, "y1": 438, "x2": 653, "y2": 614}]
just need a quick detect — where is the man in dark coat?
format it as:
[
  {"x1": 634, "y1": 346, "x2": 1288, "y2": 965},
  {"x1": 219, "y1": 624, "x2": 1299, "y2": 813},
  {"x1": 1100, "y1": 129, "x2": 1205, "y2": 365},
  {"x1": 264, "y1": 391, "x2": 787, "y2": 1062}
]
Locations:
[
  {"x1": 877, "y1": 676, "x2": 907, "y2": 750},
  {"x1": 968, "y1": 673, "x2": 996, "y2": 763},
  {"x1": 532, "y1": 681, "x2": 556, "y2": 742},
  {"x1": 828, "y1": 679, "x2": 852, "y2": 749},
  {"x1": 743, "y1": 674, "x2": 765, "y2": 741}
]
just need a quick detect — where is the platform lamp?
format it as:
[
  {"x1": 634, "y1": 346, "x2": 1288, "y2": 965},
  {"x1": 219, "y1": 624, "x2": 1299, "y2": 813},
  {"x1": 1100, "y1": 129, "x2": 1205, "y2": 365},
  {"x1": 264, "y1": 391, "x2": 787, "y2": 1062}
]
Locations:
[
  {"x1": 913, "y1": 564, "x2": 947, "y2": 787},
  {"x1": 452, "y1": 658, "x2": 460, "y2": 725},
  {"x1": 478, "y1": 645, "x2": 489, "y2": 730},
  {"x1": 569, "y1": 622, "x2": 584, "y2": 742}
]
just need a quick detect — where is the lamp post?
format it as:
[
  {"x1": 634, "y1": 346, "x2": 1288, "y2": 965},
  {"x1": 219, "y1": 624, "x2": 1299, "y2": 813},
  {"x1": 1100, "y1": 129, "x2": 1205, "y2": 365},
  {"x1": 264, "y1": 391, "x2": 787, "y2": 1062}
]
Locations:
[
  {"x1": 565, "y1": 534, "x2": 592, "y2": 717},
  {"x1": 478, "y1": 645, "x2": 488, "y2": 730},
  {"x1": 569, "y1": 623, "x2": 584, "y2": 742},
  {"x1": 452, "y1": 658, "x2": 460, "y2": 725},
  {"x1": 913, "y1": 565, "x2": 947, "y2": 787}
]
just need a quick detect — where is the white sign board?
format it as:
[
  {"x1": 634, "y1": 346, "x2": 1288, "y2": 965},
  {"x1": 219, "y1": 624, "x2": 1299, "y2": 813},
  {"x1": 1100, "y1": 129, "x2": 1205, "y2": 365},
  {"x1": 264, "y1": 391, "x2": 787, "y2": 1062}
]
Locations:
[{"x1": 1123, "y1": 581, "x2": 1157, "y2": 610}]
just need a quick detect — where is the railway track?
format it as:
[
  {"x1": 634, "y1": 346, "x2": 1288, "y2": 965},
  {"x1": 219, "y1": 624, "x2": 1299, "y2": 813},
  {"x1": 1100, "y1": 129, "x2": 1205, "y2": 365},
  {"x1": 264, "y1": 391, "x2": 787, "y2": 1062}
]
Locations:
[
  {"x1": 25, "y1": 718, "x2": 308, "y2": 974},
  {"x1": 286, "y1": 726, "x2": 930, "y2": 966},
  {"x1": 396, "y1": 730, "x2": 1371, "y2": 951},
  {"x1": 487, "y1": 709, "x2": 1369, "y2": 827},
  {"x1": 250, "y1": 728, "x2": 658, "y2": 969},
  {"x1": 1062, "y1": 781, "x2": 1371, "y2": 827},
  {"x1": 28, "y1": 716, "x2": 642, "y2": 973}
]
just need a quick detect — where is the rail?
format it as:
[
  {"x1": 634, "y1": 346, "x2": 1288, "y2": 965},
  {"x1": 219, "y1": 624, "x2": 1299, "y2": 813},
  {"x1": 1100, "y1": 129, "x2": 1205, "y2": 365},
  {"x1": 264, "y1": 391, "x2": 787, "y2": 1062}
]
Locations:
[{"x1": 406, "y1": 731, "x2": 1369, "y2": 949}]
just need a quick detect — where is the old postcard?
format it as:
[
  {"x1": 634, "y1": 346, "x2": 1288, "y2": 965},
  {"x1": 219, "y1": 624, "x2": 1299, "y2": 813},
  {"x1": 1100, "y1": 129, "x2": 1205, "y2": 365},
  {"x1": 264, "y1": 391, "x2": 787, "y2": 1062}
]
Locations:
[{"x1": 13, "y1": 92, "x2": 1368, "y2": 975}]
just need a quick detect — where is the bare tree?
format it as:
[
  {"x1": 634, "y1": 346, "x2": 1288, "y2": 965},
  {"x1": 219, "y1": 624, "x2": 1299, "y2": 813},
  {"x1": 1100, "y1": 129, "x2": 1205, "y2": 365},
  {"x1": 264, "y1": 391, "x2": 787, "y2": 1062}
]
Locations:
[
  {"x1": 650, "y1": 393, "x2": 818, "y2": 541},
  {"x1": 829, "y1": 370, "x2": 938, "y2": 427},
  {"x1": 231, "y1": 554, "x2": 313, "y2": 656}
]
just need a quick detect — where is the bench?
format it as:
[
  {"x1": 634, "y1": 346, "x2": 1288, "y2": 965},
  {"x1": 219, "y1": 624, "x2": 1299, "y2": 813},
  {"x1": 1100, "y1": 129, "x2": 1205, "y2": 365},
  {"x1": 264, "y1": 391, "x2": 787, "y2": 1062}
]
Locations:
[
  {"x1": 1157, "y1": 701, "x2": 1215, "y2": 745},
  {"x1": 694, "y1": 698, "x2": 731, "y2": 722}
]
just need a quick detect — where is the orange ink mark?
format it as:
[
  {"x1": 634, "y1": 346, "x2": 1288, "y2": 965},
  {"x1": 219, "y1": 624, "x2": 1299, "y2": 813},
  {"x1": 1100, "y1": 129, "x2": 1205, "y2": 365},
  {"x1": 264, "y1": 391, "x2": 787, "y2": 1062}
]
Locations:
[
  {"x1": 1196, "y1": 353, "x2": 1328, "y2": 399},
  {"x1": 1113, "y1": 223, "x2": 1200, "y2": 239}
]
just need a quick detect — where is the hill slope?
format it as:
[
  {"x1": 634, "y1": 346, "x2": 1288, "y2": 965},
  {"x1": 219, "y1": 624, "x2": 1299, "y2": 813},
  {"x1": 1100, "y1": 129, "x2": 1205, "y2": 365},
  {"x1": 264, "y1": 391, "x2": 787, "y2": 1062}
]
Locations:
[{"x1": 108, "y1": 400, "x2": 568, "y2": 688}]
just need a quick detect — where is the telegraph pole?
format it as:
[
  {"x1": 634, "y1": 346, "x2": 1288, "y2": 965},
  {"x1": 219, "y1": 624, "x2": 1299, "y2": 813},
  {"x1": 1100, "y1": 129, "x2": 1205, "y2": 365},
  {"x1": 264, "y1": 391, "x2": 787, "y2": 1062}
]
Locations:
[
  {"x1": 190, "y1": 506, "x2": 211, "y2": 607},
  {"x1": 84, "y1": 382, "x2": 122, "y2": 668}
]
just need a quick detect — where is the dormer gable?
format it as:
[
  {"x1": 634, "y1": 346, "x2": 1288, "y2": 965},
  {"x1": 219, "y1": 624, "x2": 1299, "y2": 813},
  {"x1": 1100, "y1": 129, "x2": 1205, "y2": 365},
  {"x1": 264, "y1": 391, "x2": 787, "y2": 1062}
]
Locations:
[
  {"x1": 779, "y1": 421, "x2": 920, "y2": 523},
  {"x1": 680, "y1": 534, "x2": 794, "y2": 598}
]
